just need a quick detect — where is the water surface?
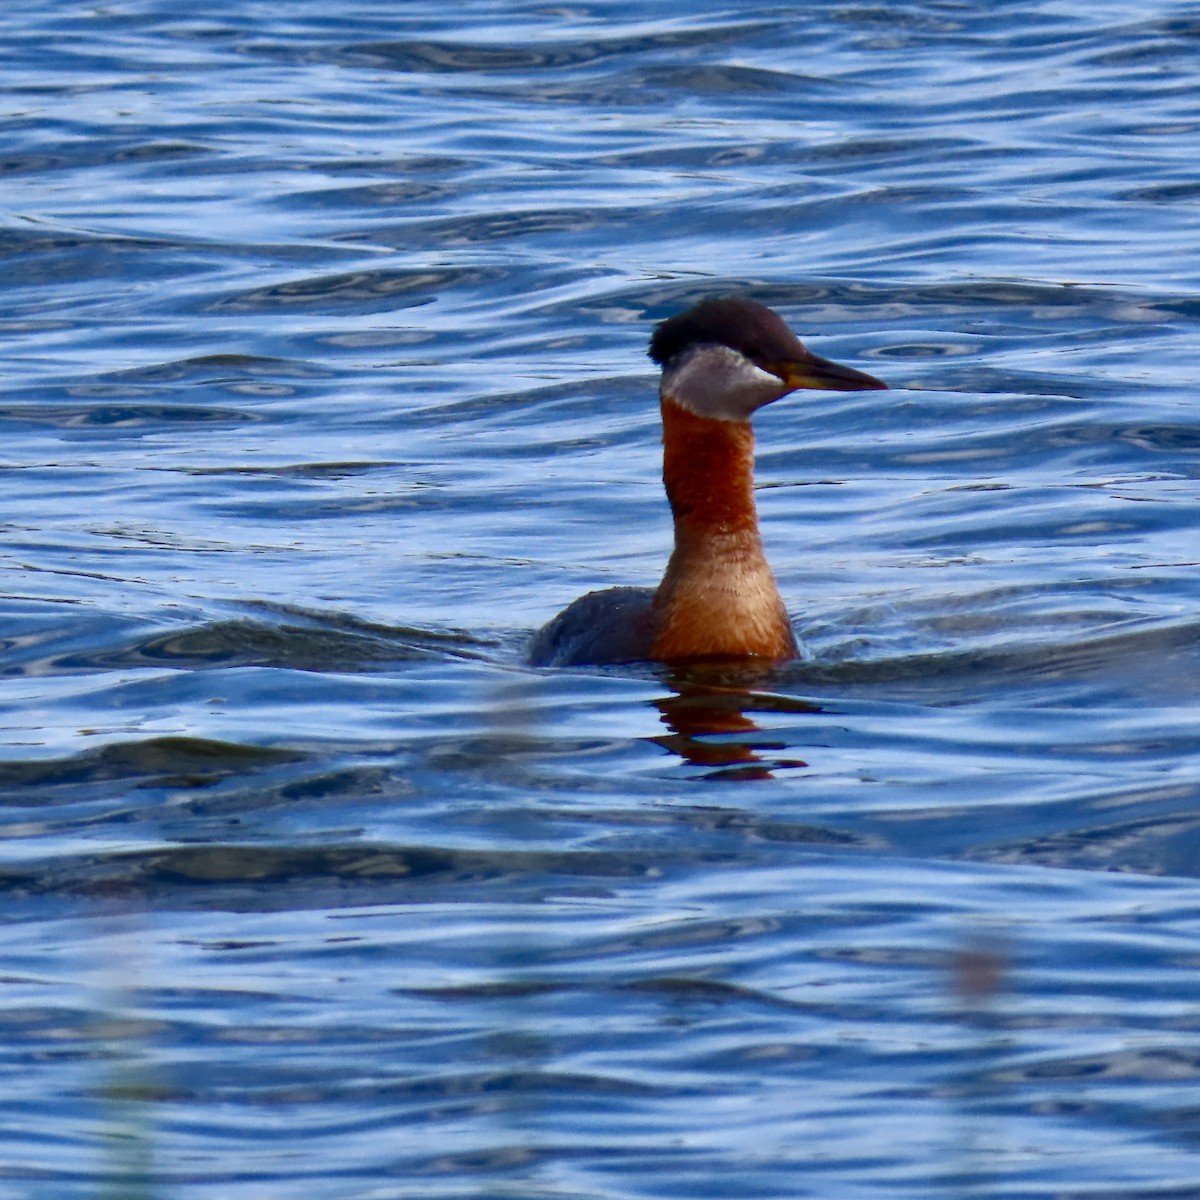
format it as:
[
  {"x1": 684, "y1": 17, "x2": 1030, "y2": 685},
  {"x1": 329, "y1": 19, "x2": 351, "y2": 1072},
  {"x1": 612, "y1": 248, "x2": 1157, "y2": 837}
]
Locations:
[{"x1": 3, "y1": 2, "x2": 1200, "y2": 1196}]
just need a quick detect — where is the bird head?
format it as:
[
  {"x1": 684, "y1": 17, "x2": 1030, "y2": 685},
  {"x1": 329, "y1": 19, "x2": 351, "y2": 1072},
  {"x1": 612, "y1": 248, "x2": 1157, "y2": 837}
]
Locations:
[{"x1": 649, "y1": 297, "x2": 887, "y2": 421}]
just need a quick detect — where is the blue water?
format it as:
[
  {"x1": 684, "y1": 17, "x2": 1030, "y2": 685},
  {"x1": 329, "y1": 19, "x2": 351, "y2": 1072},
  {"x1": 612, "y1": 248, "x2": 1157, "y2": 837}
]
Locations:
[{"x1": 4, "y1": 1, "x2": 1200, "y2": 1196}]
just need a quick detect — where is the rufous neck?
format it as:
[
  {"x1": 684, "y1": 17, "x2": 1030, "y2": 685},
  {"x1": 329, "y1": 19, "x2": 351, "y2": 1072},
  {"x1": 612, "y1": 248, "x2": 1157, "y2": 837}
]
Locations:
[
  {"x1": 651, "y1": 395, "x2": 795, "y2": 662},
  {"x1": 660, "y1": 397, "x2": 761, "y2": 549}
]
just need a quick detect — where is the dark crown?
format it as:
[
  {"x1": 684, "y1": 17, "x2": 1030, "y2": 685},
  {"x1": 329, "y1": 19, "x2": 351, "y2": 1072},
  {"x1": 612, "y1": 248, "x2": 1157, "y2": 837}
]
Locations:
[{"x1": 648, "y1": 297, "x2": 808, "y2": 367}]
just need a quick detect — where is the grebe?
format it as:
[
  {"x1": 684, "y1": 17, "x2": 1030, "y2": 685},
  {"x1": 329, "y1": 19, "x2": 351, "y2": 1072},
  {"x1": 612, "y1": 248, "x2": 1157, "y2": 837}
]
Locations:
[{"x1": 528, "y1": 297, "x2": 887, "y2": 667}]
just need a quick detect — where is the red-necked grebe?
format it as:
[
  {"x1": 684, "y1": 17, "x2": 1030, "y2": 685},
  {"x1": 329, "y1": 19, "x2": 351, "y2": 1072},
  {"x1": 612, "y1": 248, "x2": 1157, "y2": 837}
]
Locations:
[{"x1": 529, "y1": 297, "x2": 887, "y2": 666}]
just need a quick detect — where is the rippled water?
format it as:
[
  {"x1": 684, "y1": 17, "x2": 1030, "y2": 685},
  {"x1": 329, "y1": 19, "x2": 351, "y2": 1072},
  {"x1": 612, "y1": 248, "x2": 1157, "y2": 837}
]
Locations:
[{"x1": 4, "y1": 1, "x2": 1200, "y2": 1196}]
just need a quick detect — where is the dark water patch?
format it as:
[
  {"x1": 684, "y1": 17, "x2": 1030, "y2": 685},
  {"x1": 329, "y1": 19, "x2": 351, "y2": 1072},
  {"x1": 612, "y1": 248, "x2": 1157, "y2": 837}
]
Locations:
[
  {"x1": 595, "y1": 144, "x2": 777, "y2": 170},
  {"x1": 0, "y1": 225, "x2": 213, "y2": 292},
  {"x1": 0, "y1": 737, "x2": 304, "y2": 797},
  {"x1": 1149, "y1": 295, "x2": 1200, "y2": 320},
  {"x1": 0, "y1": 403, "x2": 263, "y2": 430},
  {"x1": 489, "y1": 76, "x2": 678, "y2": 108},
  {"x1": 1102, "y1": 422, "x2": 1200, "y2": 454},
  {"x1": 450, "y1": 376, "x2": 651, "y2": 427},
  {"x1": 546, "y1": 799, "x2": 867, "y2": 851},
  {"x1": 208, "y1": 266, "x2": 510, "y2": 313},
  {"x1": 289, "y1": 179, "x2": 453, "y2": 209},
  {"x1": 0, "y1": 139, "x2": 207, "y2": 178},
  {"x1": 787, "y1": 615, "x2": 1200, "y2": 700},
  {"x1": 0, "y1": 841, "x2": 668, "y2": 909},
  {"x1": 320, "y1": 154, "x2": 471, "y2": 177},
  {"x1": 399, "y1": 979, "x2": 566, "y2": 1001},
  {"x1": 214, "y1": 477, "x2": 568, "y2": 521},
  {"x1": 402, "y1": 973, "x2": 824, "y2": 1017},
  {"x1": 307, "y1": 325, "x2": 448, "y2": 353},
  {"x1": 992, "y1": 1046, "x2": 1200, "y2": 1085},
  {"x1": 106, "y1": 354, "x2": 330, "y2": 384},
  {"x1": 828, "y1": 5, "x2": 975, "y2": 35},
  {"x1": 12, "y1": 758, "x2": 413, "y2": 832},
  {"x1": 48, "y1": 613, "x2": 491, "y2": 675},
  {"x1": 776, "y1": 410, "x2": 1200, "y2": 476},
  {"x1": 636, "y1": 64, "x2": 822, "y2": 94},
  {"x1": 801, "y1": 136, "x2": 973, "y2": 165},
  {"x1": 170, "y1": 1064, "x2": 669, "y2": 1109},
  {"x1": 598, "y1": 135, "x2": 969, "y2": 171},
  {"x1": 872, "y1": 338, "x2": 978, "y2": 359},
  {"x1": 338, "y1": 23, "x2": 781, "y2": 75},
  {"x1": 180, "y1": 460, "x2": 399, "y2": 480},
  {"x1": 1124, "y1": 182, "x2": 1200, "y2": 203},
  {"x1": 1087, "y1": 31, "x2": 1200, "y2": 69},
  {"x1": 337, "y1": 207, "x2": 624, "y2": 250},
  {"x1": 0, "y1": 603, "x2": 493, "y2": 680},
  {"x1": 0, "y1": 227, "x2": 175, "y2": 261},
  {"x1": 973, "y1": 808, "x2": 1200, "y2": 878}
]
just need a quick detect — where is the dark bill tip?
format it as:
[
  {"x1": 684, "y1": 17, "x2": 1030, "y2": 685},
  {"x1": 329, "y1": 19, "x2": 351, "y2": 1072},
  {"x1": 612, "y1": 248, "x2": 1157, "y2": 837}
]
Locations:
[{"x1": 770, "y1": 353, "x2": 888, "y2": 392}]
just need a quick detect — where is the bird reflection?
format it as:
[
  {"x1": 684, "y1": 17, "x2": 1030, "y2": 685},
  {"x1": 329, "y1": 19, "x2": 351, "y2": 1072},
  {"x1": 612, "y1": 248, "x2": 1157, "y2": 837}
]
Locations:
[{"x1": 648, "y1": 661, "x2": 820, "y2": 779}]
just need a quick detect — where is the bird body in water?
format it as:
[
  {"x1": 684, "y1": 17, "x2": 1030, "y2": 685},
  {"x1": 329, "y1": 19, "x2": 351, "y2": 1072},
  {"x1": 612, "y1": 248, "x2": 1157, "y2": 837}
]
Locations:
[{"x1": 528, "y1": 297, "x2": 887, "y2": 667}]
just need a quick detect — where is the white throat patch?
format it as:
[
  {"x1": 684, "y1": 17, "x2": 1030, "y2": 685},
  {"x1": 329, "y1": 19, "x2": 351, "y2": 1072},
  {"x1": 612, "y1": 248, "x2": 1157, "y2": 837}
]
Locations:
[{"x1": 660, "y1": 344, "x2": 788, "y2": 422}]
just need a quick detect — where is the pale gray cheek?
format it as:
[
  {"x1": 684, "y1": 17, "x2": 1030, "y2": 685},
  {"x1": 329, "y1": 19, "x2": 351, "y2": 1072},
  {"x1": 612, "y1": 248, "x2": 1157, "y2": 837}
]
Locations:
[{"x1": 664, "y1": 352, "x2": 785, "y2": 421}]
